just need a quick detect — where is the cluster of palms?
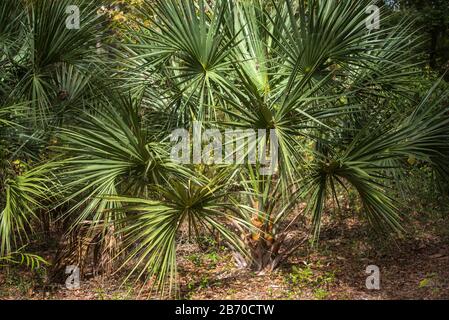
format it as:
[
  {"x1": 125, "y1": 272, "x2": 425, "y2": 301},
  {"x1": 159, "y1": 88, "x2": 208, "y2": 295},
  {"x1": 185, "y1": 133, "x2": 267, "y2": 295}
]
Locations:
[{"x1": 1, "y1": 0, "x2": 448, "y2": 295}]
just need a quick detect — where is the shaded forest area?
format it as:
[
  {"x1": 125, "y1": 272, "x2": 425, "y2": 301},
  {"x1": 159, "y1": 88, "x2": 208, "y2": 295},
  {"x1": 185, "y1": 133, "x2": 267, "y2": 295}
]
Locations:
[{"x1": 1, "y1": 0, "x2": 449, "y2": 300}]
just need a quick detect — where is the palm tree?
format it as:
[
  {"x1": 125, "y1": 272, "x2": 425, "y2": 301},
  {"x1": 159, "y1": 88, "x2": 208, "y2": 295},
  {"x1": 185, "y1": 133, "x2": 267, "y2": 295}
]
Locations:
[
  {"x1": 0, "y1": 0, "x2": 110, "y2": 258},
  {"x1": 115, "y1": 0, "x2": 448, "y2": 279},
  {"x1": 1, "y1": 0, "x2": 448, "y2": 295}
]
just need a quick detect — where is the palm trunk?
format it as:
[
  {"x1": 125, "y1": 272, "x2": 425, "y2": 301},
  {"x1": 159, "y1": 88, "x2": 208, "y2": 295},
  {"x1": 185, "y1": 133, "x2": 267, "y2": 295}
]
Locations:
[{"x1": 248, "y1": 236, "x2": 285, "y2": 273}]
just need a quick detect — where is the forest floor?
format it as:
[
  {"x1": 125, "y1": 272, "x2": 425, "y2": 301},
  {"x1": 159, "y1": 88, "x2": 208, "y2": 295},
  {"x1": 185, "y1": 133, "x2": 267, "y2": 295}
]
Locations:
[{"x1": 1, "y1": 210, "x2": 449, "y2": 300}]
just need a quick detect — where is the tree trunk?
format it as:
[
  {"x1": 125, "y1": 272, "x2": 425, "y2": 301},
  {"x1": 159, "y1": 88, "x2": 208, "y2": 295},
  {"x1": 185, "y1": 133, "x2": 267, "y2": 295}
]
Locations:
[
  {"x1": 429, "y1": 28, "x2": 439, "y2": 69},
  {"x1": 248, "y1": 236, "x2": 285, "y2": 273}
]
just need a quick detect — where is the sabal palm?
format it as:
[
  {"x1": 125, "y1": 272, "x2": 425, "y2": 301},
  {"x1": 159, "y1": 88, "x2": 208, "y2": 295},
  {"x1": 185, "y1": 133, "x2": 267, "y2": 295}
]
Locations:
[
  {"x1": 119, "y1": 0, "x2": 448, "y2": 275},
  {"x1": 0, "y1": 0, "x2": 109, "y2": 257},
  {"x1": 1, "y1": 0, "x2": 448, "y2": 295}
]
